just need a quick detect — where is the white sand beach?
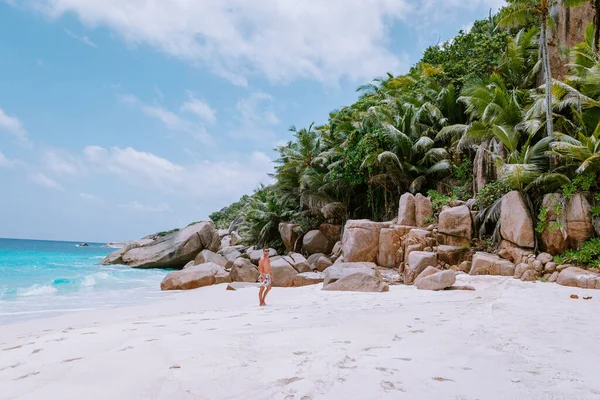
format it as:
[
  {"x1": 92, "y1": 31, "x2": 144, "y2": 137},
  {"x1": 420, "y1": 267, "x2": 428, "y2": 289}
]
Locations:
[{"x1": 1, "y1": 275, "x2": 599, "y2": 400}]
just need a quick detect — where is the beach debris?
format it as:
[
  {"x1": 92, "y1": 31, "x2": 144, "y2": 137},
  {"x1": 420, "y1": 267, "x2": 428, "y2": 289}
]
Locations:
[
  {"x1": 169, "y1": 364, "x2": 181, "y2": 369},
  {"x1": 583, "y1": 296, "x2": 592, "y2": 300},
  {"x1": 570, "y1": 294, "x2": 579, "y2": 299}
]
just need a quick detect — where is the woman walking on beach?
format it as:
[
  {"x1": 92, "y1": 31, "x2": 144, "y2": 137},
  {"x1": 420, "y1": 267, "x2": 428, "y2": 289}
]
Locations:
[{"x1": 258, "y1": 248, "x2": 272, "y2": 306}]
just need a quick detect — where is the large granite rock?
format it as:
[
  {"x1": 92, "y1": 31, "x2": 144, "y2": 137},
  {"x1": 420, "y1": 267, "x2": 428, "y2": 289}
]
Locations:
[
  {"x1": 194, "y1": 250, "x2": 228, "y2": 268},
  {"x1": 469, "y1": 252, "x2": 515, "y2": 276},
  {"x1": 415, "y1": 268, "x2": 456, "y2": 291},
  {"x1": 398, "y1": 193, "x2": 416, "y2": 226},
  {"x1": 288, "y1": 253, "x2": 312, "y2": 273},
  {"x1": 404, "y1": 251, "x2": 438, "y2": 285},
  {"x1": 415, "y1": 193, "x2": 433, "y2": 227},
  {"x1": 498, "y1": 240, "x2": 534, "y2": 264},
  {"x1": 556, "y1": 267, "x2": 600, "y2": 289},
  {"x1": 540, "y1": 193, "x2": 567, "y2": 255},
  {"x1": 566, "y1": 193, "x2": 593, "y2": 250},
  {"x1": 270, "y1": 258, "x2": 298, "y2": 287},
  {"x1": 500, "y1": 191, "x2": 534, "y2": 248},
  {"x1": 249, "y1": 248, "x2": 277, "y2": 264},
  {"x1": 218, "y1": 246, "x2": 244, "y2": 262},
  {"x1": 322, "y1": 262, "x2": 388, "y2": 292},
  {"x1": 102, "y1": 221, "x2": 220, "y2": 269},
  {"x1": 293, "y1": 272, "x2": 324, "y2": 287},
  {"x1": 303, "y1": 230, "x2": 333, "y2": 255},
  {"x1": 230, "y1": 258, "x2": 259, "y2": 282},
  {"x1": 438, "y1": 206, "x2": 472, "y2": 239},
  {"x1": 279, "y1": 223, "x2": 299, "y2": 252},
  {"x1": 319, "y1": 224, "x2": 342, "y2": 244},
  {"x1": 436, "y1": 245, "x2": 469, "y2": 265},
  {"x1": 341, "y1": 220, "x2": 383, "y2": 263},
  {"x1": 377, "y1": 227, "x2": 404, "y2": 268},
  {"x1": 161, "y1": 262, "x2": 226, "y2": 290}
]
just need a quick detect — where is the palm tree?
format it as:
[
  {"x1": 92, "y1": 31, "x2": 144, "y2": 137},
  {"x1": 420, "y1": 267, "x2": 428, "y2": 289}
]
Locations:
[{"x1": 500, "y1": 1, "x2": 594, "y2": 137}]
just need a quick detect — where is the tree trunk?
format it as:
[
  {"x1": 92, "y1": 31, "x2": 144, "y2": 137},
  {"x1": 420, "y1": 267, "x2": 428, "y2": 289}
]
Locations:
[
  {"x1": 541, "y1": 18, "x2": 554, "y2": 138},
  {"x1": 595, "y1": 0, "x2": 600, "y2": 51}
]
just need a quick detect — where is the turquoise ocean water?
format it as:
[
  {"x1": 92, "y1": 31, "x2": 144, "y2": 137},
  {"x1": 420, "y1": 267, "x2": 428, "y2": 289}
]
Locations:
[{"x1": 0, "y1": 238, "x2": 170, "y2": 325}]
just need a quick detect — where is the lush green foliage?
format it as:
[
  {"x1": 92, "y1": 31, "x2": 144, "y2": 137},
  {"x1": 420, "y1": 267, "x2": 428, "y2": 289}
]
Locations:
[
  {"x1": 209, "y1": 7, "x2": 600, "y2": 249},
  {"x1": 554, "y1": 238, "x2": 600, "y2": 268},
  {"x1": 209, "y1": 195, "x2": 250, "y2": 229}
]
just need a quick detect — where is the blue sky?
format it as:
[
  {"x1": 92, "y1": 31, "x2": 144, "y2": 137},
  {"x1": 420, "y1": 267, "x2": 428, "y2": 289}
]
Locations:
[{"x1": 0, "y1": 0, "x2": 505, "y2": 242}]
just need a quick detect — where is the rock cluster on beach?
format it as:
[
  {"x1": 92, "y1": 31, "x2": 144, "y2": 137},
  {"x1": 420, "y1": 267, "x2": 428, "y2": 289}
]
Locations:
[{"x1": 102, "y1": 189, "x2": 600, "y2": 293}]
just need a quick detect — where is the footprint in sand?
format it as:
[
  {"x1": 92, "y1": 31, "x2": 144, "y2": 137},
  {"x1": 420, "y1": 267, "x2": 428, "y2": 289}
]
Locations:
[
  {"x1": 363, "y1": 346, "x2": 391, "y2": 352},
  {"x1": 3, "y1": 342, "x2": 35, "y2": 351},
  {"x1": 277, "y1": 376, "x2": 302, "y2": 386},
  {"x1": 146, "y1": 339, "x2": 158, "y2": 342},
  {"x1": 81, "y1": 332, "x2": 97, "y2": 335},
  {"x1": 336, "y1": 356, "x2": 357, "y2": 370},
  {"x1": 394, "y1": 357, "x2": 412, "y2": 362},
  {"x1": 118, "y1": 346, "x2": 134, "y2": 352},
  {"x1": 376, "y1": 367, "x2": 399, "y2": 376},
  {"x1": 14, "y1": 371, "x2": 40, "y2": 380},
  {"x1": 293, "y1": 351, "x2": 309, "y2": 356},
  {"x1": 393, "y1": 335, "x2": 403, "y2": 342},
  {"x1": 180, "y1": 332, "x2": 192, "y2": 336},
  {"x1": 432, "y1": 376, "x2": 454, "y2": 382},
  {"x1": 62, "y1": 358, "x2": 83, "y2": 363},
  {"x1": 0, "y1": 363, "x2": 22, "y2": 372},
  {"x1": 410, "y1": 330, "x2": 425, "y2": 334},
  {"x1": 31, "y1": 349, "x2": 43, "y2": 354},
  {"x1": 380, "y1": 381, "x2": 406, "y2": 392}
]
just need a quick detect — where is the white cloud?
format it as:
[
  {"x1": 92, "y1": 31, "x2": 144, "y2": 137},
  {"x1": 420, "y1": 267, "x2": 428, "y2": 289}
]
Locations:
[
  {"x1": 19, "y1": 0, "x2": 413, "y2": 84},
  {"x1": 64, "y1": 28, "x2": 98, "y2": 47},
  {"x1": 79, "y1": 192, "x2": 102, "y2": 202},
  {"x1": 181, "y1": 93, "x2": 216, "y2": 125},
  {"x1": 230, "y1": 91, "x2": 280, "y2": 141},
  {"x1": 82, "y1": 145, "x2": 273, "y2": 198},
  {"x1": 0, "y1": 151, "x2": 15, "y2": 168},
  {"x1": 0, "y1": 107, "x2": 29, "y2": 144},
  {"x1": 119, "y1": 93, "x2": 211, "y2": 143},
  {"x1": 118, "y1": 201, "x2": 172, "y2": 213},
  {"x1": 29, "y1": 173, "x2": 64, "y2": 191},
  {"x1": 43, "y1": 149, "x2": 85, "y2": 177}
]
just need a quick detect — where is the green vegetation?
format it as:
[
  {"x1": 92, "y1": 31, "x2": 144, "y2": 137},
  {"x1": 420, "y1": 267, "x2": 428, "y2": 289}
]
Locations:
[
  {"x1": 210, "y1": 4, "x2": 600, "y2": 249},
  {"x1": 156, "y1": 229, "x2": 179, "y2": 238},
  {"x1": 209, "y1": 195, "x2": 250, "y2": 229},
  {"x1": 553, "y1": 238, "x2": 600, "y2": 268}
]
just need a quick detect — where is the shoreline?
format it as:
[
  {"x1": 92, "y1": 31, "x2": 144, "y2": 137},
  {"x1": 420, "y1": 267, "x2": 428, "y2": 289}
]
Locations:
[{"x1": 2, "y1": 275, "x2": 599, "y2": 399}]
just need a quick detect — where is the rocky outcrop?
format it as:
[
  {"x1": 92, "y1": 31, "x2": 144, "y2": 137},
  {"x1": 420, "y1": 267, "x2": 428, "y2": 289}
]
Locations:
[
  {"x1": 469, "y1": 252, "x2": 515, "y2": 276},
  {"x1": 341, "y1": 220, "x2": 383, "y2": 263},
  {"x1": 404, "y1": 251, "x2": 437, "y2": 285},
  {"x1": 313, "y1": 255, "x2": 333, "y2": 272},
  {"x1": 566, "y1": 193, "x2": 593, "y2": 250},
  {"x1": 230, "y1": 258, "x2": 259, "y2": 282},
  {"x1": 556, "y1": 267, "x2": 600, "y2": 289},
  {"x1": 319, "y1": 224, "x2": 342, "y2": 244},
  {"x1": 293, "y1": 272, "x2": 324, "y2": 287},
  {"x1": 288, "y1": 253, "x2": 312, "y2": 273},
  {"x1": 438, "y1": 205, "x2": 472, "y2": 241},
  {"x1": 219, "y1": 246, "x2": 244, "y2": 262},
  {"x1": 160, "y1": 262, "x2": 227, "y2": 290},
  {"x1": 498, "y1": 240, "x2": 534, "y2": 264},
  {"x1": 249, "y1": 248, "x2": 277, "y2": 264},
  {"x1": 500, "y1": 191, "x2": 534, "y2": 248},
  {"x1": 540, "y1": 193, "x2": 567, "y2": 255},
  {"x1": 279, "y1": 223, "x2": 299, "y2": 252},
  {"x1": 548, "y1": 2, "x2": 595, "y2": 81},
  {"x1": 194, "y1": 250, "x2": 228, "y2": 268},
  {"x1": 398, "y1": 193, "x2": 416, "y2": 226},
  {"x1": 270, "y1": 258, "x2": 298, "y2": 287},
  {"x1": 436, "y1": 245, "x2": 469, "y2": 266},
  {"x1": 415, "y1": 193, "x2": 433, "y2": 227},
  {"x1": 473, "y1": 140, "x2": 497, "y2": 195},
  {"x1": 377, "y1": 227, "x2": 404, "y2": 268},
  {"x1": 102, "y1": 222, "x2": 220, "y2": 269},
  {"x1": 322, "y1": 262, "x2": 388, "y2": 292},
  {"x1": 414, "y1": 268, "x2": 456, "y2": 291},
  {"x1": 303, "y1": 230, "x2": 333, "y2": 255}
]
